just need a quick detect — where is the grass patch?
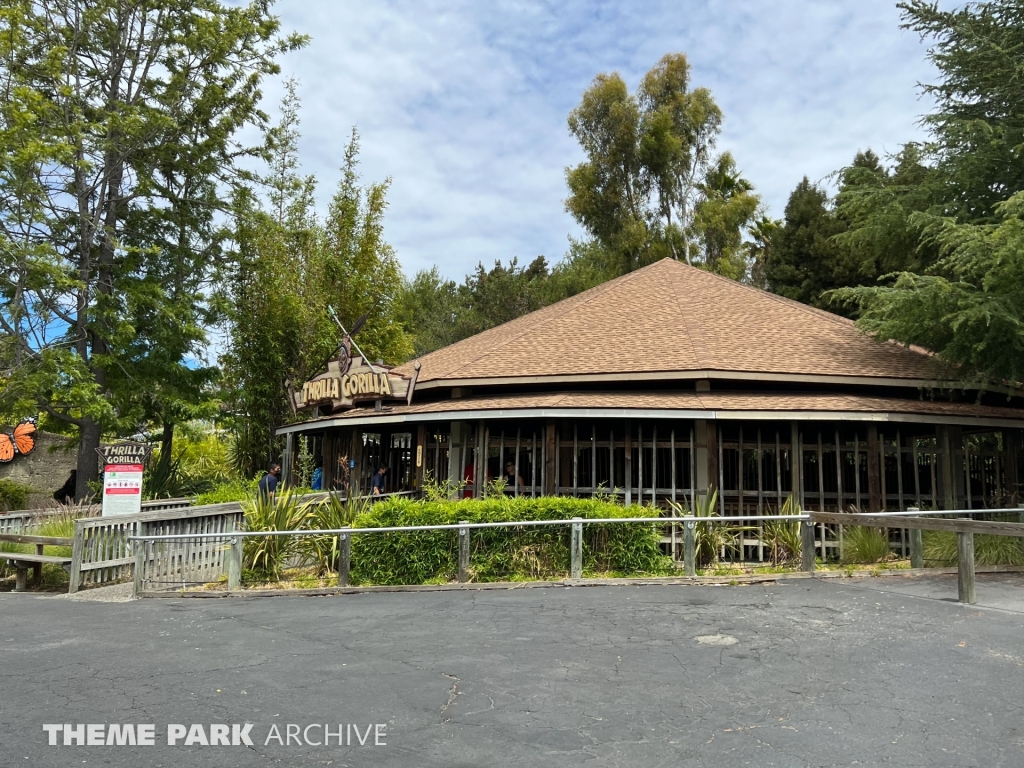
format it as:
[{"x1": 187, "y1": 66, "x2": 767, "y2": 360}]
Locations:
[{"x1": 923, "y1": 531, "x2": 1024, "y2": 567}]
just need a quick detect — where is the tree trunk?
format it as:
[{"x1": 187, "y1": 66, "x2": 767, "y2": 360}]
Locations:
[
  {"x1": 76, "y1": 418, "x2": 101, "y2": 501},
  {"x1": 156, "y1": 420, "x2": 175, "y2": 477}
]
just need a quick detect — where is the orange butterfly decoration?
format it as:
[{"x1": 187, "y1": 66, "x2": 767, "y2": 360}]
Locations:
[{"x1": 0, "y1": 417, "x2": 37, "y2": 464}]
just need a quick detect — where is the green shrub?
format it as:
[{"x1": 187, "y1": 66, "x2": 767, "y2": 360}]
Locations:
[
  {"x1": 0, "y1": 479, "x2": 33, "y2": 511},
  {"x1": 349, "y1": 496, "x2": 671, "y2": 585},
  {"x1": 840, "y1": 526, "x2": 891, "y2": 564},
  {"x1": 923, "y1": 531, "x2": 1024, "y2": 567},
  {"x1": 195, "y1": 477, "x2": 260, "y2": 505}
]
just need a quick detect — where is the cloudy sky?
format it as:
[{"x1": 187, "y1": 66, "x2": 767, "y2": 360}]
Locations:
[{"x1": 265, "y1": 0, "x2": 939, "y2": 281}]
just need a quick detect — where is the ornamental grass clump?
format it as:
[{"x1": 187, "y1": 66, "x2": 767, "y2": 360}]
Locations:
[
  {"x1": 923, "y1": 530, "x2": 1024, "y2": 567},
  {"x1": 840, "y1": 526, "x2": 891, "y2": 564},
  {"x1": 241, "y1": 488, "x2": 309, "y2": 579},
  {"x1": 350, "y1": 496, "x2": 670, "y2": 586},
  {"x1": 762, "y1": 496, "x2": 803, "y2": 565},
  {"x1": 301, "y1": 492, "x2": 371, "y2": 575}
]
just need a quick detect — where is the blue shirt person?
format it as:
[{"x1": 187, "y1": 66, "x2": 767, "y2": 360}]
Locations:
[
  {"x1": 258, "y1": 463, "x2": 281, "y2": 502},
  {"x1": 371, "y1": 465, "x2": 388, "y2": 496}
]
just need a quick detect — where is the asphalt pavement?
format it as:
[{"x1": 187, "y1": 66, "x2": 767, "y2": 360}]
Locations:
[{"x1": 2, "y1": 573, "x2": 1023, "y2": 767}]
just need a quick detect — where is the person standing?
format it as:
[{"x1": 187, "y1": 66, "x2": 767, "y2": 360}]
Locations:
[
  {"x1": 371, "y1": 464, "x2": 388, "y2": 496},
  {"x1": 259, "y1": 462, "x2": 281, "y2": 503},
  {"x1": 504, "y1": 461, "x2": 524, "y2": 492}
]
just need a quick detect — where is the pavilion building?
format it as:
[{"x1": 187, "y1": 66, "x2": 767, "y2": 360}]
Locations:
[{"x1": 279, "y1": 258, "x2": 1024, "y2": 558}]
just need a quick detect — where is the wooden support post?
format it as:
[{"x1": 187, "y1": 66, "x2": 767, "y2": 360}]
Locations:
[
  {"x1": 458, "y1": 521, "x2": 470, "y2": 583},
  {"x1": 338, "y1": 528, "x2": 351, "y2": 587},
  {"x1": 1004, "y1": 429, "x2": 1022, "y2": 503},
  {"x1": 707, "y1": 421, "x2": 719, "y2": 498},
  {"x1": 790, "y1": 422, "x2": 801, "y2": 508},
  {"x1": 909, "y1": 530, "x2": 924, "y2": 569},
  {"x1": 351, "y1": 429, "x2": 364, "y2": 497},
  {"x1": 415, "y1": 424, "x2": 427, "y2": 490},
  {"x1": 226, "y1": 527, "x2": 242, "y2": 591},
  {"x1": 867, "y1": 424, "x2": 882, "y2": 512},
  {"x1": 544, "y1": 422, "x2": 556, "y2": 496},
  {"x1": 624, "y1": 425, "x2": 633, "y2": 505},
  {"x1": 33, "y1": 543, "x2": 43, "y2": 584},
  {"x1": 570, "y1": 517, "x2": 583, "y2": 579},
  {"x1": 15, "y1": 565, "x2": 27, "y2": 592},
  {"x1": 801, "y1": 520, "x2": 816, "y2": 573},
  {"x1": 957, "y1": 531, "x2": 976, "y2": 604},
  {"x1": 683, "y1": 521, "x2": 696, "y2": 577}
]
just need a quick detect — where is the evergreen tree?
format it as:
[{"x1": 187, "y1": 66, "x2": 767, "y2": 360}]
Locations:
[{"x1": 0, "y1": 0, "x2": 304, "y2": 498}]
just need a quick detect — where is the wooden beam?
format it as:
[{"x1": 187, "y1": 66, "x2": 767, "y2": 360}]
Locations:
[
  {"x1": 544, "y1": 421, "x2": 556, "y2": 496},
  {"x1": 415, "y1": 424, "x2": 427, "y2": 489},
  {"x1": 707, "y1": 421, "x2": 719, "y2": 495},
  {"x1": 809, "y1": 511, "x2": 1024, "y2": 536},
  {"x1": 867, "y1": 424, "x2": 882, "y2": 512}
]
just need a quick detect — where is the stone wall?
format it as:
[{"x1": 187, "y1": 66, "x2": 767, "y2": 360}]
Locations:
[{"x1": 0, "y1": 431, "x2": 76, "y2": 510}]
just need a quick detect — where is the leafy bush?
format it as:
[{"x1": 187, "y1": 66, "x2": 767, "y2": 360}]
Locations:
[
  {"x1": 841, "y1": 526, "x2": 891, "y2": 564},
  {"x1": 350, "y1": 496, "x2": 671, "y2": 585},
  {"x1": 0, "y1": 479, "x2": 33, "y2": 511},
  {"x1": 195, "y1": 477, "x2": 261, "y2": 505},
  {"x1": 923, "y1": 531, "x2": 1024, "y2": 567}
]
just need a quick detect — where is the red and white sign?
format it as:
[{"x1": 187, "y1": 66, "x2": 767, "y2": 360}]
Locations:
[{"x1": 102, "y1": 463, "x2": 144, "y2": 516}]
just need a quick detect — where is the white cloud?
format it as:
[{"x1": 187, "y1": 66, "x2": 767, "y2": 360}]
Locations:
[{"x1": 265, "y1": 0, "x2": 938, "y2": 281}]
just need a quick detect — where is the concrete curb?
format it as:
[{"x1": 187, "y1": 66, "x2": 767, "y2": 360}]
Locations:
[{"x1": 138, "y1": 564, "x2": 1024, "y2": 599}]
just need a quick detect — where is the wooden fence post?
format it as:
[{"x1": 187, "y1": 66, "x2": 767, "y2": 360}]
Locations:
[
  {"x1": 907, "y1": 506, "x2": 923, "y2": 568},
  {"x1": 338, "y1": 528, "x2": 351, "y2": 587},
  {"x1": 957, "y1": 531, "x2": 976, "y2": 604},
  {"x1": 132, "y1": 521, "x2": 147, "y2": 597},
  {"x1": 69, "y1": 518, "x2": 86, "y2": 594},
  {"x1": 801, "y1": 520, "x2": 816, "y2": 573},
  {"x1": 909, "y1": 530, "x2": 924, "y2": 569},
  {"x1": 226, "y1": 536, "x2": 241, "y2": 591},
  {"x1": 458, "y1": 521, "x2": 470, "y2": 583},
  {"x1": 683, "y1": 520, "x2": 696, "y2": 577},
  {"x1": 570, "y1": 518, "x2": 583, "y2": 580}
]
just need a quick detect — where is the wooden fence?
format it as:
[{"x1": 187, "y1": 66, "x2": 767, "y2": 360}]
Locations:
[{"x1": 69, "y1": 503, "x2": 239, "y2": 593}]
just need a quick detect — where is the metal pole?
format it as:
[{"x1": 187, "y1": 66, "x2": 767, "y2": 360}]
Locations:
[{"x1": 570, "y1": 517, "x2": 583, "y2": 579}]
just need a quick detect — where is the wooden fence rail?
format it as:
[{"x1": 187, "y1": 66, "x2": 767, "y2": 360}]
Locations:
[{"x1": 808, "y1": 511, "x2": 1024, "y2": 604}]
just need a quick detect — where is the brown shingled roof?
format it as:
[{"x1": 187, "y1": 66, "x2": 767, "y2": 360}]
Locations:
[{"x1": 394, "y1": 258, "x2": 941, "y2": 386}]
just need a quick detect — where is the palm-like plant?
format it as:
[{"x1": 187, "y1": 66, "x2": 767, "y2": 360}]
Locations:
[
  {"x1": 242, "y1": 487, "x2": 310, "y2": 578},
  {"x1": 669, "y1": 489, "x2": 744, "y2": 568},
  {"x1": 301, "y1": 492, "x2": 371, "y2": 574},
  {"x1": 762, "y1": 495, "x2": 803, "y2": 565}
]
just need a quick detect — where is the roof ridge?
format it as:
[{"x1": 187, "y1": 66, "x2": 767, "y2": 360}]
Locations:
[
  {"x1": 661, "y1": 258, "x2": 862, "y2": 333},
  {"x1": 417, "y1": 264, "x2": 657, "y2": 380}
]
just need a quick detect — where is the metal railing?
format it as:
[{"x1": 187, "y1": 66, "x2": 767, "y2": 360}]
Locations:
[
  {"x1": 125, "y1": 506, "x2": 1024, "y2": 604},
  {"x1": 127, "y1": 513, "x2": 814, "y2": 595}
]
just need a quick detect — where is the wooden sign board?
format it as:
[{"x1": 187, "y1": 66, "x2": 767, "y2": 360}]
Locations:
[{"x1": 292, "y1": 355, "x2": 418, "y2": 412}]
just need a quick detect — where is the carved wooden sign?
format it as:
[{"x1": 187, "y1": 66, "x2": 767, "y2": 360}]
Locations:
[{"x1": 291, "y1": 355, "x2": 418, "y2": 412}]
